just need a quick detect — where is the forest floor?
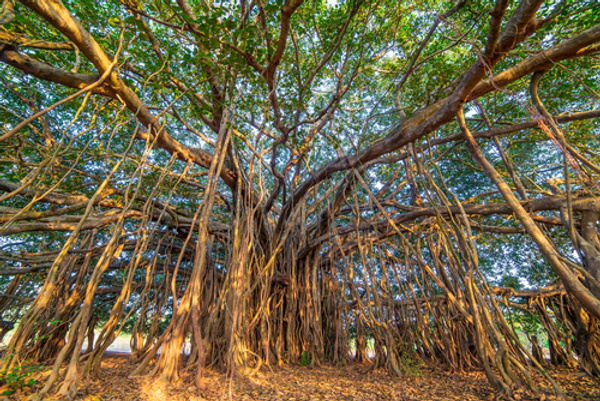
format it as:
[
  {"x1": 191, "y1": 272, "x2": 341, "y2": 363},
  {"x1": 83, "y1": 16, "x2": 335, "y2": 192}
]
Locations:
[{"x1": 3, "y1": 353, "x2": 599, "y2": 401}]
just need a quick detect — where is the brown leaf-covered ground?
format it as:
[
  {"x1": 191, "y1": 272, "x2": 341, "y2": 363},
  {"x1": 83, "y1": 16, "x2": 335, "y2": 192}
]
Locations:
[{"x1": 4, "y1": 354, "x2": 599, "y2": 401}]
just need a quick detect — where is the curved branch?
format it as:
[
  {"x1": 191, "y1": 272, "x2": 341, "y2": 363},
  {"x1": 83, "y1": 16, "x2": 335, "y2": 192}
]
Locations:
[
  {"x1": 280, "y1": 22, "x2": 600, "y2": 228},
  {"x1": 16, "y1": 0, "x2": 238, "y2": 189}
]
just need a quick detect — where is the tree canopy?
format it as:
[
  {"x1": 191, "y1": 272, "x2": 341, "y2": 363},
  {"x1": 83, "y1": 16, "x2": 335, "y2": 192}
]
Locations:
[{"x1": 0, "y1": 0, "x2": 599, "y2": 399}]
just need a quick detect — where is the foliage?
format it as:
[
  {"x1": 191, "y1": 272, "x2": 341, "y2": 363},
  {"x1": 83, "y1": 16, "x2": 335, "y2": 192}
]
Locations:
[
  {"x1": 0, "y1": 357, "x2": 43, "y2": 396},
  {"x1": 298, "y1": 351, "x2": 312, "y2": 366}
]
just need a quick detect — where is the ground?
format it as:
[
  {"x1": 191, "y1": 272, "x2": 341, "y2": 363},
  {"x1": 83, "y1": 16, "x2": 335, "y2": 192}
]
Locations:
[{"x1": 2, "y1": 354, "x2": 599, "y2": 401}]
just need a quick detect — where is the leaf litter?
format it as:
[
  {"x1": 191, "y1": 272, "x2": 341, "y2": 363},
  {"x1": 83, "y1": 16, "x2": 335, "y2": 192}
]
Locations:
[{"x1": 3, "y1": 355, "x2": 599, "y2": 401}]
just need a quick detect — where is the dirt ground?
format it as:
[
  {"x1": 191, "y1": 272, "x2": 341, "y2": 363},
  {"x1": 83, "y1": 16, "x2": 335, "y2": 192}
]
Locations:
[{"x1": 3, "y1": 354, "x2": 599, "y2": 401}]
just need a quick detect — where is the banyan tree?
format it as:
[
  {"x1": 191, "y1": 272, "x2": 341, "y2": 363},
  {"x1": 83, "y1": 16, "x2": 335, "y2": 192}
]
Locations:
[{"x1": 0, "y1": 0, "x2": 599, "y2": 399}]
